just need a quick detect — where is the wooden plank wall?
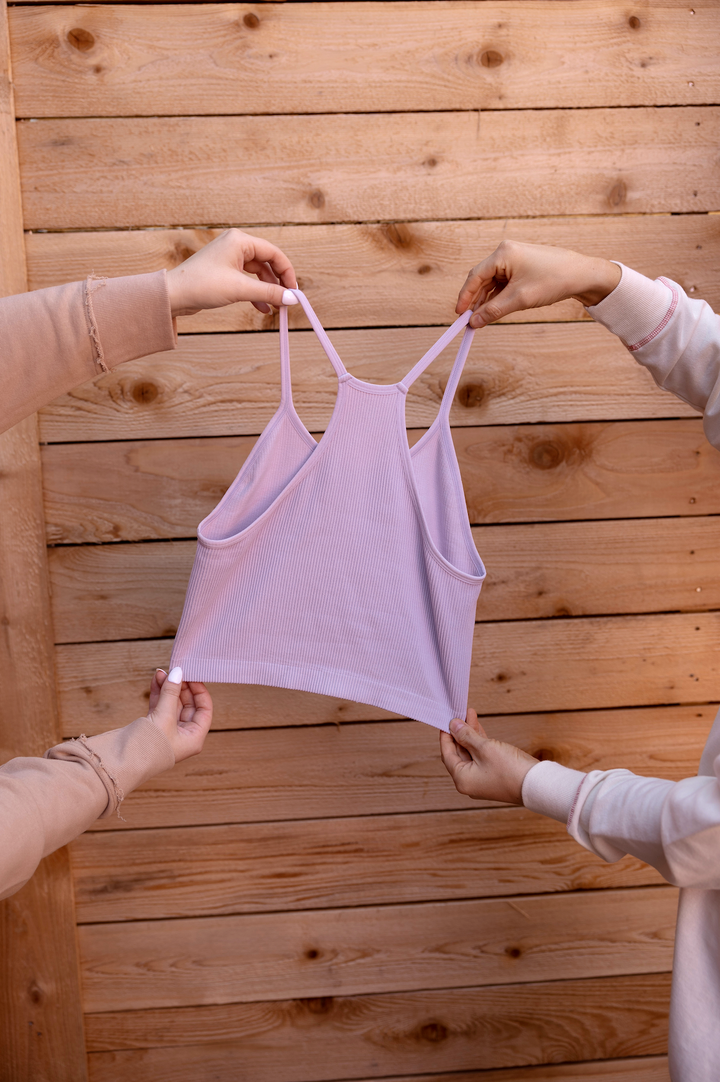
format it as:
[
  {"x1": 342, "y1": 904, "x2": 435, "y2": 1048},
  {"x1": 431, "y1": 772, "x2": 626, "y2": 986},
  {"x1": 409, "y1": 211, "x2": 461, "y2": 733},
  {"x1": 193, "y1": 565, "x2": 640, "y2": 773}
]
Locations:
[{"x1": 5, "y1": 1, "x2": 720, "y2": 1077}]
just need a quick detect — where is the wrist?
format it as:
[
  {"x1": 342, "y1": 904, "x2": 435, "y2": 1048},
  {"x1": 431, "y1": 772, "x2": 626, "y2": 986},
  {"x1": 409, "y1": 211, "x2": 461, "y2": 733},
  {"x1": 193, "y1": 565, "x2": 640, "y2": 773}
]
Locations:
[{"x1": 572, "y1": 258, "x2": 622, "y2": 308}]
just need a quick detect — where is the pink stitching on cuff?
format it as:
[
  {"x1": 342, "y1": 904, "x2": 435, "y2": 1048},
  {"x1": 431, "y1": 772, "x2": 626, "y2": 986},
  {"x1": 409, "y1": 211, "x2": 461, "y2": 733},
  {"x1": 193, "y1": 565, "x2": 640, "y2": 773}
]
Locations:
[
  {"x1": 567, "y1": 779, "x2": 586, "y2": 827},
  {"x1": 84, "y1": 275, "x2": 109, "y2": 373},
  {"x1": 627, "y1": 277, "x2": 679, "y2": 352}
]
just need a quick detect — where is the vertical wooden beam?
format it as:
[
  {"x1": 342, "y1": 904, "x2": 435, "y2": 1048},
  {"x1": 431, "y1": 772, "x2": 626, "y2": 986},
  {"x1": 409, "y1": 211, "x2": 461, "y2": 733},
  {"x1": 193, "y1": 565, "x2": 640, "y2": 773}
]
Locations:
[{"x1": 0, "y1": 4, "x2": 88, "y2": 1079}]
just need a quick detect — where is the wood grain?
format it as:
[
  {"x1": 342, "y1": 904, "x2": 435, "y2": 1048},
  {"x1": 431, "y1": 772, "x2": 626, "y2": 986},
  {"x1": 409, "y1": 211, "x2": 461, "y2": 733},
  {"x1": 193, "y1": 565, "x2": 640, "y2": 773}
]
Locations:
[
  {"x1": 10, "y1": 1, "x2": 718, "y2": 117},
  {"x1": 70, "y1": 806, "x2": 664, "y2": 923},
  {"x1": 37, "y1": 322, "x2": 698, "y2": 445},
  {"x1": 78, "y1": 886, "x2": 677, "y2": 1012},
  {"x1": 55, "y1": 608, "x2": 720, "y2": 737},
  {"x1": 48, "y1": 517, "x2": 720, "y2": 645},
  {"x1": 42, "y1": 419, "x2": 718, "y2": 545},
  {"x1": 0, "y1": 5, "x2": 87, "y2": 1077},
  {"x1": 17, "y1": 107, "x2": 718, "y2": 230},
  {"x1": 86, "y1": 705, "x2": 713, "y2": 831},
  {"x1": 314, "y1": 1059, "x2": 672, "y2": 1082},
  {"x1": 27, "y1": 215, "x2": 720, "y2": 335},
  {"x1": 83, "y1": 973, "x2": 672, "y2": 1079}
]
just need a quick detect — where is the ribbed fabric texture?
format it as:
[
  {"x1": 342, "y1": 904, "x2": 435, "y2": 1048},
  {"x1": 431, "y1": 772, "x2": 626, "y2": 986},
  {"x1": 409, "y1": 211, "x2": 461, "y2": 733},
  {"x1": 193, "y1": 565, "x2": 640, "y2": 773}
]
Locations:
[{"x1": 171, "y1": 292, "x2": 486, "y2": 732}]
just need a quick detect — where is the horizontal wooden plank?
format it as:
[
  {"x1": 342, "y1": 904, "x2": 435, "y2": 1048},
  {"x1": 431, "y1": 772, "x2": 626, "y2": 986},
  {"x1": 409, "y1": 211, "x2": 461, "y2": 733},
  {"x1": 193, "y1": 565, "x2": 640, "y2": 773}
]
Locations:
[
  {"x1": 27, "y1": 215, "x2": 720, "y2": 335},
  {"x1": 10, "y1": 1, "x2": 718, "y2": 117},
  {"x1": 325, "y1": 1059, "x2": 672, "y2": 1082},
  {"x1": 48, "y1": 517, "x2": 720, "y2": 644},
  {"x1": 83, "y1": 973, "x2": 672, "y2": 1080},
  {"x1": 18, "y1": 108, "x2": 718, "y2": 229},
  {"x1": 87, "y1": 705, "x2": 712, "y2": 831},
  {"x1": 70, "y1": 806, "x2": 664, "y2": 923},
  {"x1": 56, "y1": 610, "x2": 720, "y2": 737},
  {"x1": 37, "y1": 323, "x2": 699, "y2": 445},
  {"x1": 42, "y1": 419, "x2": 718, "y2": 545},
  {"x1": 78, "y1": 886, "x2": 677, "y2": 1012}
]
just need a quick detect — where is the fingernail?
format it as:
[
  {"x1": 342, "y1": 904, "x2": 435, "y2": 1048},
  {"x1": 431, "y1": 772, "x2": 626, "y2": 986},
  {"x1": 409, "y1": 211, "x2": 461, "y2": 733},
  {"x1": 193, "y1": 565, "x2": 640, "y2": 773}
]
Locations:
[
  {"x1": 155, "y1": 668, "x2": 167, "y2": 676},
  {"x1": 449, "y1": 718, "x2": 464, "y2": 734},
  {"x1": 282, "y1": 289, "x2": 298, "y2": 305},
  {"x1": 168, "y1": 666, "x2": 182, "y2": 684}
]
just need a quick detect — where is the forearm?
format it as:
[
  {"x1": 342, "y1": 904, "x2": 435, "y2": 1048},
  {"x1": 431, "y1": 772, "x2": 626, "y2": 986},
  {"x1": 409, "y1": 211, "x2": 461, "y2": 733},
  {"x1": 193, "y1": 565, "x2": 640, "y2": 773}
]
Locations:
[
  {"x1": 523, "y1": 759, "x2": 720, "y2": 888},
  {"x1": 0, "y1": 271, "x2": 176, "y2": 434},
  {"x1": 587, "y1": 264, "x2": 720, "y2": 450},
  {"x1": 0, "y1": 716, "x2": 174, "y2": 900}
]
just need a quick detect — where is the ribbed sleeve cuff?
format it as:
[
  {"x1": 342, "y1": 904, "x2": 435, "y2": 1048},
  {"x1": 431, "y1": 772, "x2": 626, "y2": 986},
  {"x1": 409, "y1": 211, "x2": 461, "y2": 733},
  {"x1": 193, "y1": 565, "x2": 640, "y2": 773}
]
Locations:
[
  {"x1": 587, "y1": 263, "x2": 675, "y2": 350},
  {"x1": 521, "y1": 760, "x2": 587, "y2": 824},
  {"x1": 47, "y1": 717, "x2": 175, "y2": 818},
  {"x1": 89, "y1": 269, "x2": 177, "y2": 369}
]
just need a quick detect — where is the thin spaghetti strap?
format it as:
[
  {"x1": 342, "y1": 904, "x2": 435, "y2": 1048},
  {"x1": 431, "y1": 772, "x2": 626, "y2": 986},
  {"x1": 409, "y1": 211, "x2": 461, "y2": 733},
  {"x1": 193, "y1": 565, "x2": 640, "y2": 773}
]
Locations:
[
  {"x1": 400, "y1": 310, "x2": 472, "y2": 391},
  {"x1": 279, "y1": 304, "x2": 292, "y2": 406},
  {"x1": 437, "y1": 324, "x2": 475, "y2": 422},
  {"x1": 289, "y1": 289, "x2": 347, "y2": 378}
]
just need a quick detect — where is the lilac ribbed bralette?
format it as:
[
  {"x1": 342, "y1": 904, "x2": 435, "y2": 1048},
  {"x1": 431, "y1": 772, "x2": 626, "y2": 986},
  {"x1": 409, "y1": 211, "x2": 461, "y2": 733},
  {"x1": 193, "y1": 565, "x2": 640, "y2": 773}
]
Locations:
[{"x1": 171, "y1": 291, "x2": 486, "y2": 732}]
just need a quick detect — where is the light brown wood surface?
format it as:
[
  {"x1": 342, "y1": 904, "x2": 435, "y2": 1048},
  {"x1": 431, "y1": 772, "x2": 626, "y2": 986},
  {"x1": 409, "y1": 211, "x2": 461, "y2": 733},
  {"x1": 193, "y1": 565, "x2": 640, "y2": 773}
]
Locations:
[
  {"x1": 83, "y1": 973, "x2": 672, "y2": 1078},
  {"x1": 334, "y1": 1060, "x2": 671, "y2": 1082},
  {"x1": 54, "y1": 607, "x2": 720, "y2": 736},
  {"x1": 0, "y1": 5, "x2": 87, "y2": 1078},
  {"x1": 87, "y1": 705, "x2": 713, "y2": 831},
  {"x1": 10, "y1": 2, "x2": 718, "y2": 117},
  {"x1": 70, "y1": 807, "x2": 664, "y2": 923},
  {"x1": 78, "y1": 886, "x2": 677, "y2": 1012},
  {"x1": 42, "y1": 420, "x2": 717, "y2": 545},
  {"x1": 18, "y1": 107, "x2": 718, "y2": 230},
  {"x1": 47, "y1": 517, "x2": 720, "y2": 644},
  {"x1": 37, "y1": 322, "x2": 699, "y2": 445},
  {"x1": 27, "y1": 215, "x2": 720, "y2": 335}
]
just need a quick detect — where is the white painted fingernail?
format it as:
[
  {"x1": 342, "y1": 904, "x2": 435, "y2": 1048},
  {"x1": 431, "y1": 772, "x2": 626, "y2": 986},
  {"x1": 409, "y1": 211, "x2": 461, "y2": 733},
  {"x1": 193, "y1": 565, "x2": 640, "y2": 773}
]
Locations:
[
  {"x1": 168, "y1": 666, "x2": 182, "y2": 684},
  {"x1": 282, "y1": 289, "x2": 298, "y2": 305}
]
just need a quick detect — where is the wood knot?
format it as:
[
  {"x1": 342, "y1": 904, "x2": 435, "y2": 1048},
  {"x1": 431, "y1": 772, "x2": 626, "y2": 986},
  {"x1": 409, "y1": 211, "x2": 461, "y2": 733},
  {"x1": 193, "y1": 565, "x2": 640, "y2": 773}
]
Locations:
[
  {"x1": 480, "y1": 49, "x2": 504, "y2": 68},
  {"x1": 419, "y1": 1022, "x2": 448, "y2": 1043},
  {"x1": 424, "y1": 157, "x2": 438, "y2": 168},
  {"x1": 131, "y1": 381, "x2": 160, "y2": 405},
  {"x1": 309, "y1": 189, "x2": 325, "y2": 210},
  {"x1": 381, "y1": 222, "x2": 414, "y2": 249},
  {"x1": 305, "y1": 948, "x2": 320, "y2": 960},
  {"x1": 417, "y1": 264, "x2": 432, "y2": 275},
  {"x1": 628, "y1": 15, "x2": 641, "y2": 29},
  {"x1": 493, "y1": 671, "x2": 510, "y2": 684},
  {"x1": 304, "y1": 996, "x2": 334, "y2": 1014},
  {"x1": 28, "y1": 981, "x2": 44, "y2": 1006},
  {"x1": 533, "y1": 747, "x2": 556, "y2": 762},
  {"x1": 608, "y1": 180, "x2": 627, "y2": 208},
  {"x1": 505, "y1": 946, "x2": 522, "y2": 959},
  {"x1": 68, "y1": 27, "x2": 95, "y2": 51},
  {"x1": 530, "y1": 441, "x2": 564, "y2": 470},
  {"x1": 172, "y1": 243, "x2": 196, "y2": 265},
  {"x1": 457, "y1": 382, "x2": 485, "y2": 409},
  {"x1": 243, "y1": 12, "x2": 260, "y2": 28}
]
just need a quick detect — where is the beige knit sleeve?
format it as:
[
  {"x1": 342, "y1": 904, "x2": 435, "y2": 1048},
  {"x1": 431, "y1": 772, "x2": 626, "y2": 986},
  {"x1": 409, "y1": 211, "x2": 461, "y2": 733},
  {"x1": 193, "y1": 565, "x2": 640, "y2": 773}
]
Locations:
[
  {"x1": 0, "y1": 270, "x2": 177, "y2": 435},
  {"x1": 0, "y1": 717, "x2": 175, "y2": 901}
]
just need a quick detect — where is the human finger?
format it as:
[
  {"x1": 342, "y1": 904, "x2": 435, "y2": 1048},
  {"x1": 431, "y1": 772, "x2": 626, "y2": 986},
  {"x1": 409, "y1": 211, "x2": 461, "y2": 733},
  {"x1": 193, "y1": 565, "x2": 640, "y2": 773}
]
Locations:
[
  {"x1": 232, "y1": 274, "x2": 299, "y2": 310},
  {"x1": 243, "y1": 236, "x2": 297, "y2": 289},
  {"x1": 439, "y1": 730, "x2": 469, "y2": 774},
  {"x1": 148, "y1": 668, "x2": 167, "y2": 713},
  {"x1": 244, "y1": 259, "x2": 282, "y2": 314},
  {"x1": 448, "y1": 715, "x2": 488, "y2": 756}
]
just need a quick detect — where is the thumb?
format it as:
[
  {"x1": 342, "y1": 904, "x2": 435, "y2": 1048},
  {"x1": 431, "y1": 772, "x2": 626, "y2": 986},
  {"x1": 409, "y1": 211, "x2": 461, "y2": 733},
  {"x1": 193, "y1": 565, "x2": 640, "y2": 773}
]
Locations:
[
  {"x1": 470, "y1": 284, "x2": 527, "y2": 329},
  {"x1": 233, "y1": 277, "x2": 299, "y2": 309},
  {"x1": 151, "y1": 665, "x2": 183, "y2": 720},
  {"x1": 449, "y1": 716, "x2": 487, "y2": 753}
]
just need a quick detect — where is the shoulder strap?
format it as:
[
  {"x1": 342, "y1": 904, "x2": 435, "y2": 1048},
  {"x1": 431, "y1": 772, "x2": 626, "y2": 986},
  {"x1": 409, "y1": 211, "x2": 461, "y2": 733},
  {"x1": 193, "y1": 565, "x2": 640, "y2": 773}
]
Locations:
[
  {"x1": 399, "y1": 310, "x2": 473, "y2": 390},
  {"x1": 279, "y1": 290, "x2": 347, "y2": 394},
  {"x1": 399, "y1": 310, "x2": 475, "y2": 417}
]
